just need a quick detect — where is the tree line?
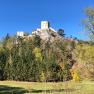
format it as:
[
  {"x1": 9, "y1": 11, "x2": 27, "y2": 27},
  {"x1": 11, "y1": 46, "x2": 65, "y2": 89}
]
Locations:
[
  {"x1": 0, "y1": 34, "x2": 76, "y2": 82},
  {"x1": 0, "y1": 7, "x2": 94, "y2": 82}
]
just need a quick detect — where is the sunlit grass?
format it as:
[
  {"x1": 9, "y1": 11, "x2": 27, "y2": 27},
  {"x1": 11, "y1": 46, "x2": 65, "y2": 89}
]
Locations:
[{"x1": 0, "y1": 81, "x2": 94, "y2": 94}]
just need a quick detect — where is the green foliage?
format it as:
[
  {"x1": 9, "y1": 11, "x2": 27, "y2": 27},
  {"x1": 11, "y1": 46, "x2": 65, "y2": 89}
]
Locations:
[
  {"x1": 32, "y1": 35, "x2": 41, "y2": 47},
  {"x1": 57, "y1": 29, "x2": 65, "y2": 37},
  {"x1": 33, "y1": 47, "x2": 42, "y2": 62},
  {"x1": 0, "y1": 34, "x2": 74, "y2": 82},
  {"x1": 73, "y1": 44, "x2": 94, "y2": 80},
  {"x1": 39, "y1": 71, "x2": 45, "y2": 82},
  {"x1": 83, "y1": 7, "x2": 94, "y2": 41}
]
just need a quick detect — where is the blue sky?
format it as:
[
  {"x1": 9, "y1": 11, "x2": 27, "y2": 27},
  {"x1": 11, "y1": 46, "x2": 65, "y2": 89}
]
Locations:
[{"x1": 0, "y1": 0, "x2": 94, "y2": 40}]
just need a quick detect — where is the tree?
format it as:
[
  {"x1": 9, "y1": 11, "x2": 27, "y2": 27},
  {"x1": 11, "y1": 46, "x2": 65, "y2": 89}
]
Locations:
[
  {"x1": 57, "y1": 29, "x2": 65, "y2": 37},
  {"x1": 83, "y1": 7, "x2": 94, "y2": 41},
  {"x1": 32, "y1": 35, "x2": 41, "y2": 47},
  {"x1": 73, "y1": 44, "x2": 94, "y2": 80},
  {"x1": 0, "y1": 47, "x2": 8, "y2": 80},
  {"x1": 0, "y1": 32, "x2": 74, "y2": 82},
  {"x1": 33, "y1": 47, "x2": 42, "y2": 62}
]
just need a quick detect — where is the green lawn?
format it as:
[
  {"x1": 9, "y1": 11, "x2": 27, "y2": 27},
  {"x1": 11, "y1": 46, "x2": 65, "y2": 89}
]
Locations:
[{"x1": 0, "y1": 81, "x2": 94, "y2": 94}]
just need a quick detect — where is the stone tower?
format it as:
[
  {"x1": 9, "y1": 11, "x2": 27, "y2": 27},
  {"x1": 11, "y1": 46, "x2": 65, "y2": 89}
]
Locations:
[{"x1": 41, "y1": 21, "x2": 49, "y2": 30}]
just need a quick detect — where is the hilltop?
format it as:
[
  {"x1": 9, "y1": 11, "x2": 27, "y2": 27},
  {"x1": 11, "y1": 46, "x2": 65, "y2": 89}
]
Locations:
[
  {"x1": 0, "y1": 21, "x2": 94, "y2": 82},
  {"x1": 16, "y1": 21, "x2": 78, "y2": 43}
]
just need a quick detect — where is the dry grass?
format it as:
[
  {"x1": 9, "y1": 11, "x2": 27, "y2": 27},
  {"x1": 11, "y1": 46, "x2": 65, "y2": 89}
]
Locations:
[{"x1": 0, "y1": 80, "x2": 94, "y2": 94}]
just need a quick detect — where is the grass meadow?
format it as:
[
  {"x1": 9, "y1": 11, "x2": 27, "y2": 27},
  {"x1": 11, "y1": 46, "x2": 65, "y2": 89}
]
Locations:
[{"x1": 0, "y1": 81, "x2": 94, "y2": 94}]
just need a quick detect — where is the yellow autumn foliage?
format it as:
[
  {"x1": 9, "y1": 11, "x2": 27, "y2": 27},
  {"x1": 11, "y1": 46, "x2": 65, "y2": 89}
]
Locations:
[
  {"x1": 33, "y1": 47, "x2": 42, "y2": 62},
  {"x1": 71, "y1": 70, "x2": 80, "y2": 81},
  {"x1": 73, "y1": 44, "x2": 94, "y2": 80}
]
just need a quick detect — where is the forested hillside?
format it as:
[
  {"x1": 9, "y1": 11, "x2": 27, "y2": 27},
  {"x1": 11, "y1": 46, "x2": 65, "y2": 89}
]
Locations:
[
  {"x1": 0, "y1": 33, "x2": 74, "y2": 82},
  {"x1": 0, "y1": 31, "x2": 94, "y2": 82},
  {"x1": 0, "y1": 7, "x2": 94, "y2": 82}
]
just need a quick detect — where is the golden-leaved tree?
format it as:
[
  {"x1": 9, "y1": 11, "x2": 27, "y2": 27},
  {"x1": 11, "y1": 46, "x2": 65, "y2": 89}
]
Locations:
[{"x1": 73, "y1": 44, "x2": 94, "y2": 80}]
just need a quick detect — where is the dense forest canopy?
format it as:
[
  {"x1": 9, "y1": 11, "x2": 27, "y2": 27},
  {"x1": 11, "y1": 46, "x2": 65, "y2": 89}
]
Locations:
[
  {"x1": 0, "y1": 31, "x2": 93, "y2": 82},
  {"x1": 0, "y1": 34, "x2": 76, "y2": 81}
]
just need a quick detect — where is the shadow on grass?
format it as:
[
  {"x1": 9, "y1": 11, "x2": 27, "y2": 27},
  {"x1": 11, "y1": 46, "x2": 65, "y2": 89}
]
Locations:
[
  {"x1": 0, "y1": 85, "x2": 75, "y2": 94},
  {"x1": 31, "y1": 88, "x2": 75, "y2": 93},
  {"x1": 0, "y1": 85, "x2": 28, "y2": 94}
]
